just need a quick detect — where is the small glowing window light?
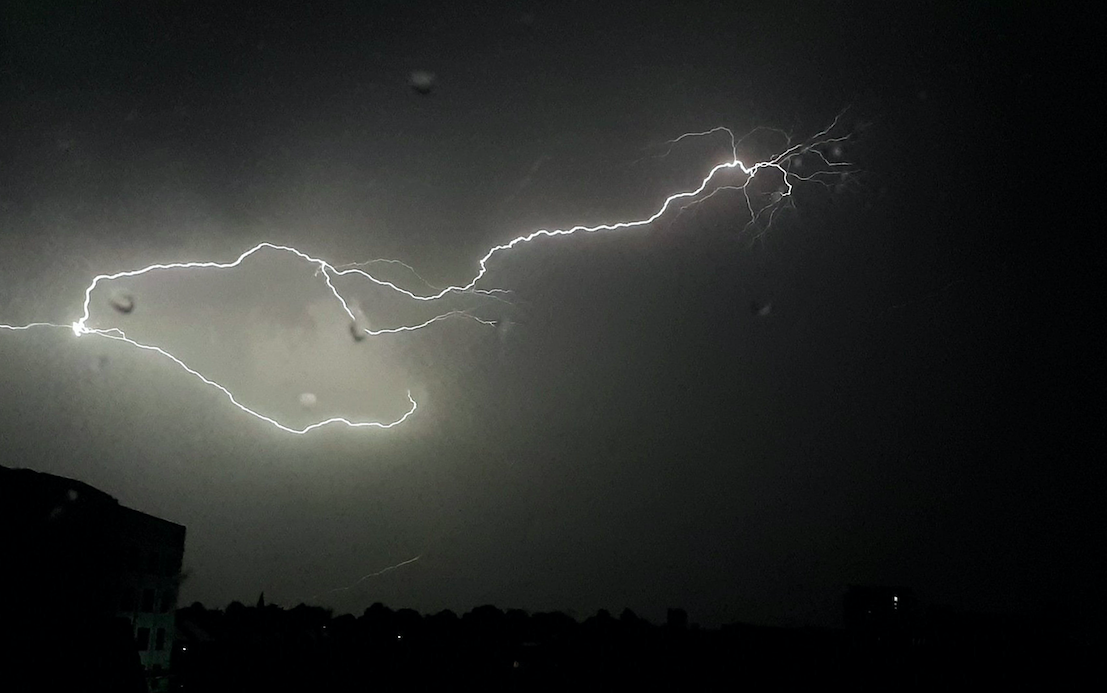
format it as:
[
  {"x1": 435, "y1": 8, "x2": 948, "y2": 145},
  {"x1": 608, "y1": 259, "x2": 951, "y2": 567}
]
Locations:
[{"x1": 396, "y1": 634, "x2": 402, "y2": 640}]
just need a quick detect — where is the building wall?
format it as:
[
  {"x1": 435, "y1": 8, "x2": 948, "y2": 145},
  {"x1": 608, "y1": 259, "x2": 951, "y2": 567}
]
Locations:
[
  {"x1": 113, "y1": 505, "x2": 186, "y2": 690},
  {"x1": 0, "y1": 464, "x2": 185, "y2": 692}
]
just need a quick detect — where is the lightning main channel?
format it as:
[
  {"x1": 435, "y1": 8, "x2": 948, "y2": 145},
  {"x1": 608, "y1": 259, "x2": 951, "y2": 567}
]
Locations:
[{"x1": 0, "y1": 116, "x2": 854, "y2": 434}]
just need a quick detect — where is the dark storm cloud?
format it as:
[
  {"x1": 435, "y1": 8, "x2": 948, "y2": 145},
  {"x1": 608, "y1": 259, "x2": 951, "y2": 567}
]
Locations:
[{"x1": 2, "y1": 1, "x2": 1094, "y2": 628}]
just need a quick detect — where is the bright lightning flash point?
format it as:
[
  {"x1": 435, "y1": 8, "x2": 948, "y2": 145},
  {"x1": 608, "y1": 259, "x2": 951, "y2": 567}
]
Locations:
[{"x1": 1, "y1": 115, "x2": 855, "y2": 435}]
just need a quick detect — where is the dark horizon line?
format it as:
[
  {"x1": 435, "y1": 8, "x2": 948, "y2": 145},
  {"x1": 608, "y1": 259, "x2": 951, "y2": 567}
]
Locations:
[{"x1": 182, "y1": 596, "x2": 1095, "y2": 631}]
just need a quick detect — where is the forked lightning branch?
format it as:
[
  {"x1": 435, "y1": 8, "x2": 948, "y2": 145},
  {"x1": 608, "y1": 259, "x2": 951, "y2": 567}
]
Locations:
[{"x1": 1, "y1": 116, "x2": 854, "y2": 434}]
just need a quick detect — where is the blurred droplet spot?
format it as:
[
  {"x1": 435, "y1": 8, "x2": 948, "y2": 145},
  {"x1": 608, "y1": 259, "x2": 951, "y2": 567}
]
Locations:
[
  {"x1": 751, "y1": 300, "x2": 772, "y2": 317},
  {"x1": 349, "y1": 302, "x2": 370, "y2": 341},
  {"x1": 409, "y1": 70, "x2": 435, "y2": 95},
  {"x1": 109, "y1": 290, "x2": 135, "y2": 314}
]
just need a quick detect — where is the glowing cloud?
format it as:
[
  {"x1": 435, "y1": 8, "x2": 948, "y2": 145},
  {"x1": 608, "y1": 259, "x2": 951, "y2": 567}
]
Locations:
[{"x1": 2, "y1": 116, "x2": 854, "y2": 434}]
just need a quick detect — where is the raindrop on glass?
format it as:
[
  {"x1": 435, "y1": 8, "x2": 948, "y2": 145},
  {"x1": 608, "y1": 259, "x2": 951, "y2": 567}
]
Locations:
[
  {"x1": 409, "y1": 70, "x2": 436, "y2": 95},
  {"x1": 109, "y1": 290, "x2": 135, "y2": 314}
]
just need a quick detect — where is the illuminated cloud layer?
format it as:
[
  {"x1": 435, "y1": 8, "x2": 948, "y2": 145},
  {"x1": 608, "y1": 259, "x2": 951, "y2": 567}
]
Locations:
[{"x1": 2, "y1": 117, "x2": 853, "y2": 434}]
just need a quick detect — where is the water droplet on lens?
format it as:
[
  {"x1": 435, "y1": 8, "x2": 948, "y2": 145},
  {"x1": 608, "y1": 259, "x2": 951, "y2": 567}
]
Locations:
[
  {"x1": 409, "y1": 70, "x2": 436, "y2": 95},
  {"x1": 350, "y1": 320, "x2": 367, "y2": 342},
  {"x1": 349, "y1": 303, "x2": 370, "y2": 342},
  {"x1": 109, "y1": 290, "x2": 135, "y2": 314}
]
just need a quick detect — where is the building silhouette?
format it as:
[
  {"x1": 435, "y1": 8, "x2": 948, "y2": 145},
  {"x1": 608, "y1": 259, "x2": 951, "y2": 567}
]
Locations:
[{"x1": 0, "y1": 464, "x2": 186, "y2": 692}]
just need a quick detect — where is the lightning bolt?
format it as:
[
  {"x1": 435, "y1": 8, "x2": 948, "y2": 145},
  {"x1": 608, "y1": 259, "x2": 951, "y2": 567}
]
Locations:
[
  {"x1": 308, "y1": 554, "x2": 423, "y2": 603},
  {"x1": 1, "y1": 114, "x2": 855, "y2": 434}
]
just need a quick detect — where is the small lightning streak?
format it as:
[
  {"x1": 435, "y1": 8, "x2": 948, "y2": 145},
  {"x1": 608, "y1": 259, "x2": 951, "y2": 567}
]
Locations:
[
  {"x1": 0, "y1": 115, "x2": 854, "y2": 434},
  {"x1": 333, "y1": 257, "x2": 442, "y2": 290},
  {"x1": 309, "y1": 555, "x2": 423, "y2": 602}
]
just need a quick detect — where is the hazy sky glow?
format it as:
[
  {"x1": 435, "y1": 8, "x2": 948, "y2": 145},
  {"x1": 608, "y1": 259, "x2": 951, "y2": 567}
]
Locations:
[
  {"x1": 12, "y1": 113, "x2": 853, "y2": 435},
  {"x1": 0, "y1": 2, "x2": 1092, "y2": 627}
]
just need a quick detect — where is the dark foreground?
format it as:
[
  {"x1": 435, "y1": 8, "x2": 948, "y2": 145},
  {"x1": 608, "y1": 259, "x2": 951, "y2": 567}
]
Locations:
[
  {"x1": 173, "y1": 601, "x2": 1094, "y2": 691},
  {"x1": 1, "y1": 598, "x2": 1097, "y2": 691}
]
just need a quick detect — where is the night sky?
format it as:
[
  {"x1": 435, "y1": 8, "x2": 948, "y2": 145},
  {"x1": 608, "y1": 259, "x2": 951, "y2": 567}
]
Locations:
[{"x1": 1, "y1": 2, "x2": 1094, "y2": 627}]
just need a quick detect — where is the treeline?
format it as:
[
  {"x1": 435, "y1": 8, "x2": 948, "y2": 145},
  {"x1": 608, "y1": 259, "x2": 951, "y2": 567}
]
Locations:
[
  {"x1": 173, "y1": 601, "x2": 1092, "y2": 691},
  {"x1": 176, "y1": 602, "x2": 835, "y2": 691}
]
